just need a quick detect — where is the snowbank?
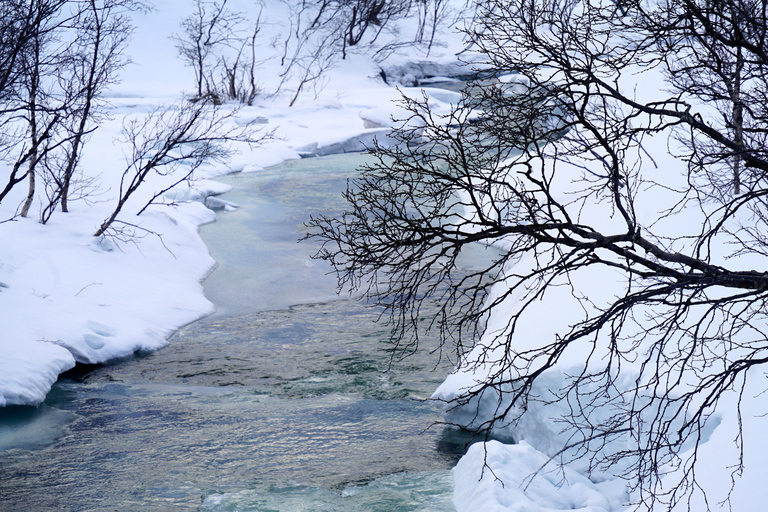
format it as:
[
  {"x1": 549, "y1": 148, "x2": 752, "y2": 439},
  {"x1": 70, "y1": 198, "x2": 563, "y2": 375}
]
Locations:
[
  {"x1": 0, "y1": 195, "x2": 218, "y2": 405},
  {"x1": 453, "y1": 441, "x2": 626, "y2": 512},
  {"x1": 0, "y1": 341, "x2": 74, "y2": 407},
  {"x1": 430, "y1": 63, "x2": 768, "y2": 512}
]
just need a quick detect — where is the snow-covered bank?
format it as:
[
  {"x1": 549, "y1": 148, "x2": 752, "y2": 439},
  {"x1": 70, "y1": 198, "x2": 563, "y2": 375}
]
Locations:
[
  {"x1": 0, "y1": 197, "x2": 217, "y2": 406},
  {"x1": 427, "y1": 66, "x2": 768, "y2": 512},
  {"x1": 453, "y1": 441, "x2": 626, "y2": 512},
  {"x1": 0, "y1": 102, "x2": 397, "y2": 407},
  {"x1": 0, "y1": 77, "x2": 465, "y2": 406}
]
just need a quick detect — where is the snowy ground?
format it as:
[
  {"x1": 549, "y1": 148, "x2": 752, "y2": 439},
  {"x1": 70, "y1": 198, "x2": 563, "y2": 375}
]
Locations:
[{"x1": 3, "y1": 1, "x2": 767, "y2": 511}]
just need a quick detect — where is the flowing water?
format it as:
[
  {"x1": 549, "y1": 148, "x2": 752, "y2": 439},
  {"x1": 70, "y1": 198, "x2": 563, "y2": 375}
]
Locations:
[{"x1": 0, "y1": 154, "x2": 477, "y2": 511}]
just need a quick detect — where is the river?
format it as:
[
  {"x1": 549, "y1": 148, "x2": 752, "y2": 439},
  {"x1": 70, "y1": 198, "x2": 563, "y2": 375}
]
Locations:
[{"x1": 0, "y1": 153, "x2": 471, "y2": 511}]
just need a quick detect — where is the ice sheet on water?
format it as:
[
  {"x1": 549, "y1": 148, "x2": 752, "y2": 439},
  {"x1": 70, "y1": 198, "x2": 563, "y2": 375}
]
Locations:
[{"x1": 0, "y1": 404, "x2": 77, "y2": 451}]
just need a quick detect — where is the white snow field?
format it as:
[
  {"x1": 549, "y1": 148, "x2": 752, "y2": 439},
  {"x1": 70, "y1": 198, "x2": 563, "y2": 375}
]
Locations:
[{"x1": 1, "y1": 1, "x2": 767, "y2": 511}]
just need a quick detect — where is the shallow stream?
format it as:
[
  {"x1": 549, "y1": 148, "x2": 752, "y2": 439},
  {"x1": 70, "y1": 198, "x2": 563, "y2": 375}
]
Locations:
[{"x1": 0, "y1": 154, "x2": 473, "y2": 511}]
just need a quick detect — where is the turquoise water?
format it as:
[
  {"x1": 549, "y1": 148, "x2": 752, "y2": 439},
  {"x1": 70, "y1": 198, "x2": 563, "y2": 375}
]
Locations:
[{"x1": 0, "y1": 154, "x2": 466, "y2": 511}]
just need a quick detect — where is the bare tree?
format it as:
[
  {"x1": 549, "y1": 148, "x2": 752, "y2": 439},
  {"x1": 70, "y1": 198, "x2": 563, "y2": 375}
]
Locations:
[
  {"x1": 56, "y1": 0, "x2": 142, "y2": 215},
  {"x1": 174, "y1": 0, "x2": 264, "y2": 104},
  {"x1": 175, "y1": 0, "x2": 235, "y2": 101},
  {"x1": 414, "y1": 0, "x2": 451, "y2": 56},
  {"x1": 219, "y1": 8, "x2": 263, "y2": 105},
  {"x1": 18, "y1": 7, "x2": 51, "y2": 219},
  {"x1": 276, "y1": 0, "x2": 447, "y2": 104},
  {"x1": 94, "y1": 99, "x2": 269, "y2": 237},
  {"x1": 0, "y1": 0, "x2": 68, "y2": 209},
  {"x1": 307, "y1": 0, "x2": 768, "y2": 509},
  {"x1": 0, "y1": 0, "x2": 142, "y2": 223},
  {"x1": 283, "y1": 0, "x2": 408, "y2": 59},
  {"x1": 273, "y1": 0, "x2": 338, "y2": 106},
  {"x1": 338, "y1": 0, "x2": 411, "y2": 58},
  {"x1": 283, "y1": 29, "x2": 337, "y2": 107},
  {"x1": 0, "y1": 1, "x2": 57, "y2": 104}
]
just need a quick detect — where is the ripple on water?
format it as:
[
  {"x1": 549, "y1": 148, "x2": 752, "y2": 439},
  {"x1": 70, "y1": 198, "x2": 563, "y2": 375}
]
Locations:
[
  {"x1": 199, "y1": 471, "x2": 456, "y2": 512},
  {"x1": 0, "y1": 300, "x2": 466, "y2": 511}
]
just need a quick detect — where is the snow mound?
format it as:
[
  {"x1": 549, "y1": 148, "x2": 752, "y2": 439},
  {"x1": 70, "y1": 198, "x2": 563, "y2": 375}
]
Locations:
[
  {"x1": 0, "y1": 341, "x2": 75, "y2": 406},
  {"x1": 0, "y1": 200, "x2": 217, "y2": 404},
  {"x1": 453, "y1": 440, "x2": 627, "y2": 512}
]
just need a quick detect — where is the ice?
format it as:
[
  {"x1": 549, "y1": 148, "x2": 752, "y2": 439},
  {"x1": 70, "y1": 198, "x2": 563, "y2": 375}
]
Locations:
[
  {"x1": 204, "y1": 197, "x2": 238, "y2": 212},
  {"x1": 0, "y1": 405, "x2": 78, "y2": 451},
  {"x1": 293, "y1": 128, "x2": 398, "y2": 157}
]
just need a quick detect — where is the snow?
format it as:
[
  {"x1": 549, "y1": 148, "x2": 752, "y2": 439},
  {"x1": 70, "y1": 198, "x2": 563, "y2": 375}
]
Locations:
[
  {"x1": 0, "y1": 195, "x2": 217, "y2": 404},
  {"x1": 2, "y1": 1, "x2": 767, "y2": 511},
  {"x1": 0, "y1": 340, "x2": 74, "y2": 407},
  {"x1": 430, "y1": 60, "x2": 768, "y2": 512},
  {"x1": 453, "y1": 441, "x2": 627, "y2": 512}
]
